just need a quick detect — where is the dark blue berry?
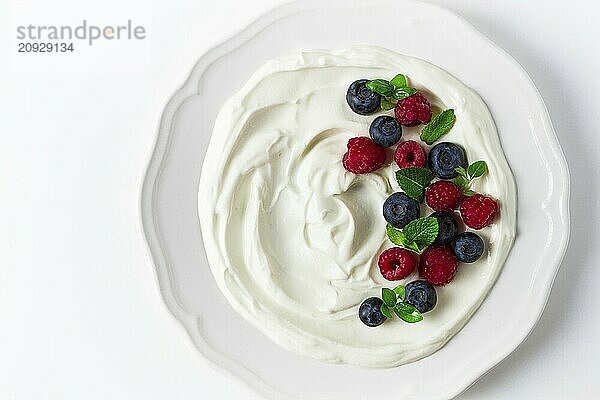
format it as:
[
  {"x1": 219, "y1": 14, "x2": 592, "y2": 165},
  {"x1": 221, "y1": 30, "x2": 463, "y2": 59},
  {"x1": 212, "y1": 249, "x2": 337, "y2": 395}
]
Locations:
[
  {"x1": 431, "y1": 211, "x2": 458, "y2": 245},
  {"x1": 383, "y1": 192, "x2": 420, "y2": 229},
  {"x1": 346, "y1": 79, "x2": 381, "y2": 115},
  {"x1": 453, "y1": 232, "x2": 485, "y2": 263},
  {"x1": 369, "y1": 116, "x2": 402, "y2": 147},
  {"x1": 404, "y1": 280, "x2": 437, "y2": 313},
  {"x1": 428, "y1": 142, "x2": 467, "y2": 179},
  {"x1": 359, "y1": 297, "x2": 386, "y2": 327}
]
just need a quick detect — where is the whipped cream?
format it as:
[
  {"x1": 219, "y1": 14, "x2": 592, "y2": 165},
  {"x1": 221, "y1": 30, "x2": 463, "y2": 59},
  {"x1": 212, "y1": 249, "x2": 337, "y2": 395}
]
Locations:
[{"x1": 198, "y1": 46, "x2": 516, "y2": 368}]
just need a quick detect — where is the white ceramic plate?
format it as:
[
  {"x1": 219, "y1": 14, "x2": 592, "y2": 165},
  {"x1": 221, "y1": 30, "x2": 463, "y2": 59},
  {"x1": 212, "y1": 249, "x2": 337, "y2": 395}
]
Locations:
[{"x1": 140, "y1": 1, "x2": 570, "y2": 399}]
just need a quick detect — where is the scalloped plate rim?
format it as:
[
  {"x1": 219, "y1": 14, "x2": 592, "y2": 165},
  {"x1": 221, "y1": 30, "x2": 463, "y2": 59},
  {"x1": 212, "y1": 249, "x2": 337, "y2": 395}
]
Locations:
[{"x1": 140, "y1": 1, "x2": 570, "y2": 399}]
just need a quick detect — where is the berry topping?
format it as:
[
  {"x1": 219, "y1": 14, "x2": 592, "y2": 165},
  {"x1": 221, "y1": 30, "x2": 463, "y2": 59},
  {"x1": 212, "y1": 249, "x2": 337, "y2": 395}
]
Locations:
[
  {"x1": 359, "y1": 297, "x2": 387, "y2": 327},
  {"x1": 453, "y1": 232, "x2": 485, "y2": 263},
  {"x1": 425, "y1": 180, "x2": 464, "y2": 211},
  {"x1": 430, "y1": 211, "x2": 458, "y2": 245},
  {"x1": 419, "y1": 245, "x2": 459, "y2": 286},
  {"x1": 343, "y1": 73, "x2": 501, "y2": 326},
  {"x1": 460, "y1": 194, "x2": 499, "y2": 230},
  {"x1": 428, "y1": 142, "x2": 467, "y2": 179},
  {"x1": 369, "y1": 116, "x2": 402, "y2": 147},
  {"x1": 342, "y1": 136, "x2": 386, "y2": 174},
  {"x1": 394, "y1": 93, "x2": 432, "y2": 126},
  {"x1": 383, "y1": 192, "x2": 420, "y2": 229},
  {"x1": 378, "y1": 247, "x2": 417, "y2": 281},
  {"x1": 404, "y1": 280, "x2": 437, "y2": 313},
  {"x1": 346, "y1": 79, "x2": 381, "y2": 115},
  {"x1": 394, "y1": 140, "x2": 427, "y2": 168}
]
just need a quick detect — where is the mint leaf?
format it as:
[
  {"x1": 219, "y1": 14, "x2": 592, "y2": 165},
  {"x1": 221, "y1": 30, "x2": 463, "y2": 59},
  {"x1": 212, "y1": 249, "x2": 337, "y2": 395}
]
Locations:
[
  {"x1": 393, "y1": 86, "x2": 417, "y2": 100},
  {"x1": 393, "y1": 285, "x2": 406, "y2": 300},
  {"x1": 389, "y1": 74, "x2": 407, "y2": 88},
  {"x1": 420, "y1": 109, "x2": 456, "y2": 145},
  {"x1": 454, "y1": 175, "x2": 470, "y2": 191},
  {"x1": 404, "y1": 242, "x2": 422, "y2": 253},
  {"x1": 386, "y1": 223, "x2": 407, "y2": 246},
  {"x1": 401, "y1": 217, "x2": 439, "y2": 253},
  {"x1": 395, "y1": 167, "x2": 434, "y2": 203},
  {"x1": 467, "y1": 160, "x2": 488, "y2": 179},
  {"x1": 380, "y1": 304, "x2": 393, "y2": 319},
  {"x1": 366, "y1": 79, "x2": 394, "y2": 98},
  {"x1": 382, "y1": 288, "x2": 397, "y2": 307},
  {"x1": 455, "y1": 166, "x2": 468, "y2": 179},
  {"x1": 380, "y1": 97, "x2": 396, "y2": 111},
  {"x1": 454, "y1": 161, "x2": 488, "y2": 194},
  {"x1": 394, "y1": 302, "x2": 417, "y2": 314},
  {"x1": 394, "y1": 305, "x2": 423, "y2": 323},
  {"x1": 387, "y1": 218, "x2": 438, "y2": 254},
  {"x1": 368, "y1": 75, "x2": 417, "y2": 102}
]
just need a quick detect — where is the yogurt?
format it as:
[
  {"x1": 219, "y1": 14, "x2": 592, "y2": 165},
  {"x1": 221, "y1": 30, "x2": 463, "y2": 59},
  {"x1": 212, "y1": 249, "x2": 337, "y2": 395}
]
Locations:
[{"x1": 198, "y1": 46, "x2": 516, "y2": 368}]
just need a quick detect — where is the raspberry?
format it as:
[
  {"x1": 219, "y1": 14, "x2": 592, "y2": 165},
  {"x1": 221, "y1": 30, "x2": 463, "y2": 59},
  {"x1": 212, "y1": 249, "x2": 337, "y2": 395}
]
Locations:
[
  {"x1": 342, "y1": 136, "x2": 386, "y2": 174},
  {"x1": 394, "y1": 140, "x2": 427, "y2": 168},
  {"x1": 378, "y1": 247, "x2": 416, "y2": 281},
  {"x1": 419, "y1": 245, "x2": 459, "y2": 286},
  {"x1": 394, "y1": 93, "x2": 432, "y2": 127},
  {"x1": 425, "y1": 181, "x2": 463, "y2": 211},
  {"x1": 460, "y1": 194, "x2": 499, "y2": 230}
]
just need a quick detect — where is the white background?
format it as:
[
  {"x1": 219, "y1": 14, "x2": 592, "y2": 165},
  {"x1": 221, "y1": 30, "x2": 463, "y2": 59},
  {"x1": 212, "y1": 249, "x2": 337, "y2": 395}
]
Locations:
[{"x1": 2, "y1": 0, "x2": 599, "y2": 399}]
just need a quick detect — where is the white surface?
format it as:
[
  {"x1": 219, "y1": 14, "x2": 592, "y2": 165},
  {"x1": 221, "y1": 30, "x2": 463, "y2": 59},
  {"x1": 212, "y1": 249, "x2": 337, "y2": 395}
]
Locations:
[{"x1": 1, "y1": 0, "x2": 598, "y2": 399}]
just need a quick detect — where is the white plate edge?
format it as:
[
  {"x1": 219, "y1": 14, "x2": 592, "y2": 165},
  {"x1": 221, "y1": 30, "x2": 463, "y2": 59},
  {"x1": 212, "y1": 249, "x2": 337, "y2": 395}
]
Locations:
[{"x1": 138, "y1": 1, "x2": 571, "y2": 399}]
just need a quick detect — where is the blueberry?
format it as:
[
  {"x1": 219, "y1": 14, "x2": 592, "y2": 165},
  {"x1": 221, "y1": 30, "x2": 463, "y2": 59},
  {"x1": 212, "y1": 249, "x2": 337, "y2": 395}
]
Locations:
[
  {"x1": 428, "y1": 142, "x2": 467, "y2": 179},
  {"x1": 369, "y1": 116, "x2": 402, "y2": 147},
  {"x1": 346, "y1": 79, "x2": 381, "y2": 115},
  {"x1": 404, "y1": 280, "x2": 437, "y2": 313},
  {"x1": 453, "y1": 232, "x2": 485, "y2": 263},
  {"x1": 383, "y1": 192, "x2": 420, "y2": 229},
  {"x1": 359, "y1": 297, "x2": 386, "y2": 327},
  {"x1": 431, "y1": 211, "x2": 458, "y2": 245}
]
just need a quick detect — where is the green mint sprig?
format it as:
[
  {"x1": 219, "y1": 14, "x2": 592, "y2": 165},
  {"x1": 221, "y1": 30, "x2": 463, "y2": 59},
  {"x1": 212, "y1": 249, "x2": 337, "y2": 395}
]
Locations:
[
  {"x1": 454, "y1": 160, "x2": 488, "y2": 195},
  {"x1": 366, "y1": 74, "x2": 417, "y2": 111},
  {"x1": 386, "y1": 217, "x2": 439, "y2": 254},
  {"x1": 395, "y1": 167, "x2": 434, "y2": 203},
  {"x1": 420, "y1": 109, "x2": 456, "y2": 145},
  {"x1": 379, "y1": 286, "x2": 424, "y2": 323}
]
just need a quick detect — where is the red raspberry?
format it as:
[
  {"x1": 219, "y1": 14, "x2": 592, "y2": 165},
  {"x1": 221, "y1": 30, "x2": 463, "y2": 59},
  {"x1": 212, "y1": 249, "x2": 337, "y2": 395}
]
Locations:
[
  {"x1": 394, "y1": 140, "x2": 427, "y2": 168},
  {"x1": 425, "y1": 181, "x2": 463, "y2": 211},
  {"x1": 394, "y1": 93, "x2": 433, "y2": 127},
  {"x1": 378, "y1": 247, "x2": 416, "y2": 281},
  {"x1": 342, "y1": 136, "x2": 386, "y2": 174},
  {"x1": 419, "y1": 245, "x2": 459, "y2": 286},
  {"x1": 460, "y1": 194, "x2": 499, "y2": 230}
]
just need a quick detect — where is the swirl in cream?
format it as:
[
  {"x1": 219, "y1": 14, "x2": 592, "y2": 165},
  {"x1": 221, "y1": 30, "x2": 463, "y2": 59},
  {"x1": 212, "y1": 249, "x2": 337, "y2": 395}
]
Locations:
[{"x1": 199, "y1": 46, "x2": 516, "y2": 367}]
